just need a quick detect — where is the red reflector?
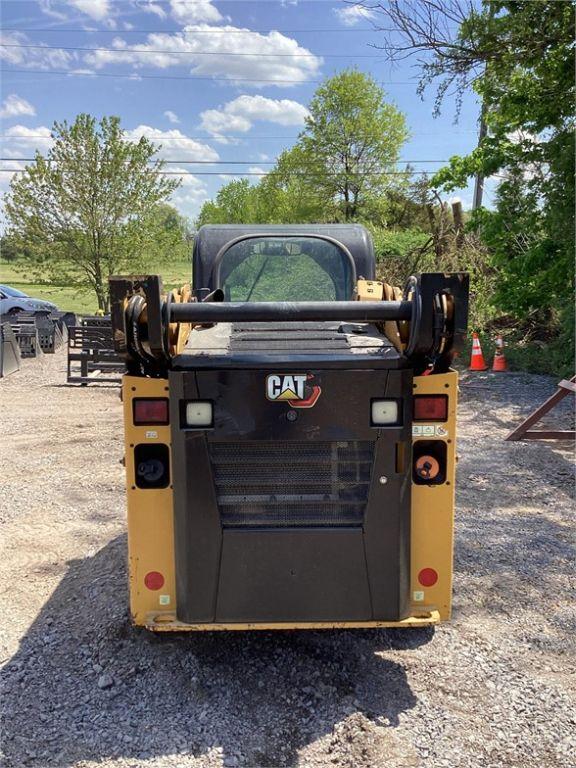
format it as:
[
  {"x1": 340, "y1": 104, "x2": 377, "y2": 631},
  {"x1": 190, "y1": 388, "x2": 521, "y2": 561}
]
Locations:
[
  {"x1": 144, "y1": 571, "x2": 164, "y2": 590},
  {"x1": 133, "y1": 398, "x2": 169, "y2": 425},
  {"x1": 413, "y1": 395, "x2": 448, "y2": 422},
  {"x1": 418, "y1": 568, "x2": 438, "y2": 587}
]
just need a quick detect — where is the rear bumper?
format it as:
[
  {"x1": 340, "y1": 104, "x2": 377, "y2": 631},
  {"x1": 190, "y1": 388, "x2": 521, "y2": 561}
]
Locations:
[{"x1": 143, "y1": 610, "x2": 440, "y2": 632}]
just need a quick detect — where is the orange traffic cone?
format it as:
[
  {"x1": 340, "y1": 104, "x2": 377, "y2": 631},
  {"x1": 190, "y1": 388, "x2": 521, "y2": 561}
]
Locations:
[
  {"x1": 469, "y1": 332, "x2": 488, "y2": 371},
  {"x1": 492, "y1": 334, "x2": 508, "y2": 372}
]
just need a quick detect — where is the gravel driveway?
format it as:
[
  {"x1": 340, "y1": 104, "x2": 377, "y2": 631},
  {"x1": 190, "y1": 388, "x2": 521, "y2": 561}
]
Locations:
[{"x1": 1, "y1": 351, "x2": 574, "y2": 768}]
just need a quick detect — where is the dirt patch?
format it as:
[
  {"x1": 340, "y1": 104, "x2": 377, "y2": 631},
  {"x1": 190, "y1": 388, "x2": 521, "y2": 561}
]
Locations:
[{"x1": 1, "y1": 352, "x2": 574, "y2": 768}]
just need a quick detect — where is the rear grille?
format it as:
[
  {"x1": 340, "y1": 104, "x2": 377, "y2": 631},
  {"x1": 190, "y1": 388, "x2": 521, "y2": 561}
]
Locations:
[{"x1": 209, "y1": 441, "x2": 374, "y2": 528}]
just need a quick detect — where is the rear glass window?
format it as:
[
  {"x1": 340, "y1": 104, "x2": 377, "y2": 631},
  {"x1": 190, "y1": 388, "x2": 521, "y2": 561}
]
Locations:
[
  {"x1": 0, "y1": 285, "x2": 29, "y2": 298},
  {"x1": 218, "y1": 237, "x2": 354, "y2": 302}
]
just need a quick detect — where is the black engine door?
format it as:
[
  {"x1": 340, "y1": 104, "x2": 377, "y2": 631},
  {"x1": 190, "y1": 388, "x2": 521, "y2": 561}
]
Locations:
[{"x1": 169, "y1": 367, "x2": 412, "y2": 623}]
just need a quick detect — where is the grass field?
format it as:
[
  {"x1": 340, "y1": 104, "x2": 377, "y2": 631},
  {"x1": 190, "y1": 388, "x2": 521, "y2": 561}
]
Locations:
[{"x1": 1, "y1": 258, "x2": 192, "y2": 314}]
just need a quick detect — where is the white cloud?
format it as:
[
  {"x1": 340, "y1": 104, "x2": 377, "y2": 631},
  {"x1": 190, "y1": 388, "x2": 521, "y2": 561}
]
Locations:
[
  {"x1": 248, "y1": 166, "x2": 268, "y2": 176},
  {"x1": 200, "y1": 111, "x2": 252, "y2": 137},
  {"x1": 0, "y1": 94, "x2": 36, "y2": 120},
  {"x1": 163, "y1": 110, "x2": 180, "y2": 124},
  {"x1": 65, "y1": 0, "x2": 111, "y2": 22},
  {"x1": 334, "y1": 4, "x2": 377, "y2": 27},
  {"x1": 2, "y1": 125, "x2": 53, "y2": 157},
  {"x1": 123, "y1": 125, "x2": 220, "y2": 162},
  {"x1": 0, "y1": 126, "x2": 53, "y2": 202},
  {"x1": 38, "y1": 1, "x2": 68, "y2": 21},
  {"x1": 0, "y1": 124, "x2": 211, "y2": 222},
  {"x1": 40, "y1": 0, "x2": 111, "y2": 21},
  {"x1": 83, "y1": 26, "x2": 322, "y2": 87},
  {"x1": 0, "y1": 32, "x2": 74, "y2": 70},
  {"x1": 139, "y1": 1, "x2": 167, "y2": 20},
  {"x1": 170, "y1": 0, "x2": 223, "y2": 25},
  {"x1": 169, "y1": 168, "x2": 209, "y2": 219},
  {"x1": 201, "y1": 95, "x2": 309, "y2": 138}
]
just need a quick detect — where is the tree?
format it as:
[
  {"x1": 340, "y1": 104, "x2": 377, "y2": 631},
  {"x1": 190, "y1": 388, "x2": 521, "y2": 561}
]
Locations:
[
  {"x1": 297, "y1": 69, "x2": 408, "y2": 221},
  {"x1": 0, "y1": 234, "x2": 29, "y2": 262},
  {"x1": 364, "y1": 0, "x2": 575, "y2": 371},
  {"x1": 140, "y1": 202, "x2": 192, "y2": 265},
  {"x1": 196, "y1": 179, "x2": 261, "y2": 227},
  {"x1": 256, "y1": 145, "x2": 327, "y2": 223},
  {"x1": 5, "y1": 114, "x2": 180, "y2": 310},
  {"x1": 197, "y1": 69, "x2": 408, "y2": 226}
]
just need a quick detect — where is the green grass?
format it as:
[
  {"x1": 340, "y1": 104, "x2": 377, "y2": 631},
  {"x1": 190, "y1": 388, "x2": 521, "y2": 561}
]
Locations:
[{"x1": 1, "y1": 257, "x2": 192, "y2": 315}]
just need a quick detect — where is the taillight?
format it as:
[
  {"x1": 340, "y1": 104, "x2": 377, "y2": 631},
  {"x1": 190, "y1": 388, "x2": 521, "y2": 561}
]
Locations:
[
  {"x1": 133, "y1": 398, "x2": 169, "y2": 425},
  {"x1": 413, "y1": 395, "x2": 448, "y2": 422}
]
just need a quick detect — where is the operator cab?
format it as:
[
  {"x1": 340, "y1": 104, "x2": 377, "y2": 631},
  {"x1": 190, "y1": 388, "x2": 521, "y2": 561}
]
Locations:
[
  {"x1": 174, "y1": 227, "x2": 397, "y2": 369},
  {"x1": 192, "y1": 225, "x2": 375, "y2": 302}
]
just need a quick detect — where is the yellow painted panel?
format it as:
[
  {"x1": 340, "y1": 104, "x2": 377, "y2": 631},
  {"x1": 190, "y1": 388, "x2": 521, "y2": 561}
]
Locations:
[
  {"x1": 356, "y1": 279, "x2": 384, "y2": 302},
  {"x1": 123, "y1": 375, "x2": 176, "y2": 625},
  {"x1": 410, "y1": 370, "x2": 458, "y2": 620}
]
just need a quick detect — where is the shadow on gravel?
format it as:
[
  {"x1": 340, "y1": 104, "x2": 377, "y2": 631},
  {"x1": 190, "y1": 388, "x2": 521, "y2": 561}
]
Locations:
[{"x1": 1, "y1": 535, "x2": 427, "y2": 768}]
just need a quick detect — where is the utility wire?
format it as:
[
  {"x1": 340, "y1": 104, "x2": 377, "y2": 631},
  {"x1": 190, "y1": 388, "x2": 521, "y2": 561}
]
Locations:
[
  {"x1": 0, "y1": 168, "x2": 435, "y2": 176},
  {"x1": 2, "y1": 27, "x2": 377, "y2": 34},
  {"x1": 0, "y1": 157, "x2": 450, "y2": 165},
  {"x1": 0, "y1": 132, "x2": 479, "y2": 140},
  {"x1": 0, "y1": 0, "x2": 357, "y2": 3},
  {"x1": 0, "y1": 67, "x2": 378, "y2": 84},
  {"x1": 0, "y1": 42, "x2": 394, "y2": 59}
]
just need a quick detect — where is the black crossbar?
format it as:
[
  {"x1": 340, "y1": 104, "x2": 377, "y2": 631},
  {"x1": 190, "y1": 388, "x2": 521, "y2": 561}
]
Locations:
[{"x1": 168, "y1": 300, "x2": 412, "y2": 324}]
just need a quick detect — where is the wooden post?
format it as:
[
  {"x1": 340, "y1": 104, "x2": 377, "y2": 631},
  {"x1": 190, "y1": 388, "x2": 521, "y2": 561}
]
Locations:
[
  {"x1": 452, "y1": 200, "x2": 465, "y2": 249},
  {"x1": 472, "y1": 107, "x2": 487, "y2": 210}
]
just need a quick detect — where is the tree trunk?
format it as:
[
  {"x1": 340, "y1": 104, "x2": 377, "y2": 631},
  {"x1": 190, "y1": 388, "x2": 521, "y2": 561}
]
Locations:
[{"x1": 93, "y1": 273, "x2": 108, "y2": 313}]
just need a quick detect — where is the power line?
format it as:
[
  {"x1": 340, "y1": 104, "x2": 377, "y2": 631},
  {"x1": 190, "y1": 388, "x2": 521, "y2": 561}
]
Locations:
[
  {"x1": 1, "y1": 27, "x2": 376, "y2": 35},
  {"x1": 0, "y1": 168, "x2": 435, "y2": 177},
  {"x1": 0, "y1": 0, "x2": 357, "y2": 3},
  {"x1": 0, "y1": 167, "x2": 507, "y2": 181},
  {"x1": 0, "y1": 42, "x2": 392, "y2": 60},
  {"x1": 0, "y1": 67, "x2": 375, "y2": 84},
  {"x1": 0, "y1": 0, "x2": 358, "y2": 3},
  {"x1": 0, "y1": 157, "x2": 450, "y2": 165},
  {"x1": 0, "y1": 132, "x2": 479, "y2": 140}
]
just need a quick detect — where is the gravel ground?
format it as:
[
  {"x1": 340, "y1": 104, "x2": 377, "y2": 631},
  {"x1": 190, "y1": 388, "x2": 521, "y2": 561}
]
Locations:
[{"x1": 0, "y1": 351, "x2": 574, "y2": 768}]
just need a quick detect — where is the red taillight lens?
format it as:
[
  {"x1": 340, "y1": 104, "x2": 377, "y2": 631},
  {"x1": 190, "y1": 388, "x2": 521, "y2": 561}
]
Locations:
[
  {"x1": 413, "y1": 395, "x2": 448, "y2": 422},
  {"x1": 133, "y1": 398, "x2": 169, "y2": 425}
]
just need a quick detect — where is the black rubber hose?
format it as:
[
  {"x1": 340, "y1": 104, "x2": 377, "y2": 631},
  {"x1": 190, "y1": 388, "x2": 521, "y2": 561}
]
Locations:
[
  {"x1": 403, "y1": 275, "x2": 421, "y2": 358},
  {"x1": 126, "y1": 295, "x2": 156, "y2": 366}
]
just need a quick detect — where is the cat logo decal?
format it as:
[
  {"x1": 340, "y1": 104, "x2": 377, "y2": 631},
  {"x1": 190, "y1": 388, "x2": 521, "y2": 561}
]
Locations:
[{"x1": 265, "y1": 373, "x2": 321, "y2": 409}]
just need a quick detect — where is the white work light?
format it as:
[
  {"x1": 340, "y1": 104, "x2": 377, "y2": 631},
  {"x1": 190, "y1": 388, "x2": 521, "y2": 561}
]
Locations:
[
  {"x1": 185, "y1": 401, "x2": 213, "y2": 427},
  {"x1": 371, "y1": 400, "x2": 400, "y2": 426}
]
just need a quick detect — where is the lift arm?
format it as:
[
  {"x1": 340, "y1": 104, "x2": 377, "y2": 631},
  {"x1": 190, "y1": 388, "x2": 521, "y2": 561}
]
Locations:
[{"x1": 109, "y1": 272, "x2": 468, "y2": 377}]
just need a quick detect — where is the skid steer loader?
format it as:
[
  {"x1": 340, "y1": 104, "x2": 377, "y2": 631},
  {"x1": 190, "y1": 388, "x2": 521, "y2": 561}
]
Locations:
[{"x1": 110, "y1": 224, "x2": 468, "y2": 631}]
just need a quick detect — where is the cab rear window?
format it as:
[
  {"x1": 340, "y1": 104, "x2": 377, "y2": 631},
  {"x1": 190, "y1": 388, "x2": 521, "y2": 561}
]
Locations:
[{"x1": 218, "y1": 236, "x2": 354, "y2": 302}]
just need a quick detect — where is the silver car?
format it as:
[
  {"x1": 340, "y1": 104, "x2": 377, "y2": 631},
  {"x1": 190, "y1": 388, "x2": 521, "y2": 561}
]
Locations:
[{"x1": 0, "y1": 284, "x2": 58, "y2": 316}]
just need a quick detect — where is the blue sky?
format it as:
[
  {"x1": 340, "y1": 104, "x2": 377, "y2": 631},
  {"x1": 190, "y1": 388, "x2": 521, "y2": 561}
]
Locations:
[{"x1": 0, "y1": 0, "x2": 488, "y2": 223}]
